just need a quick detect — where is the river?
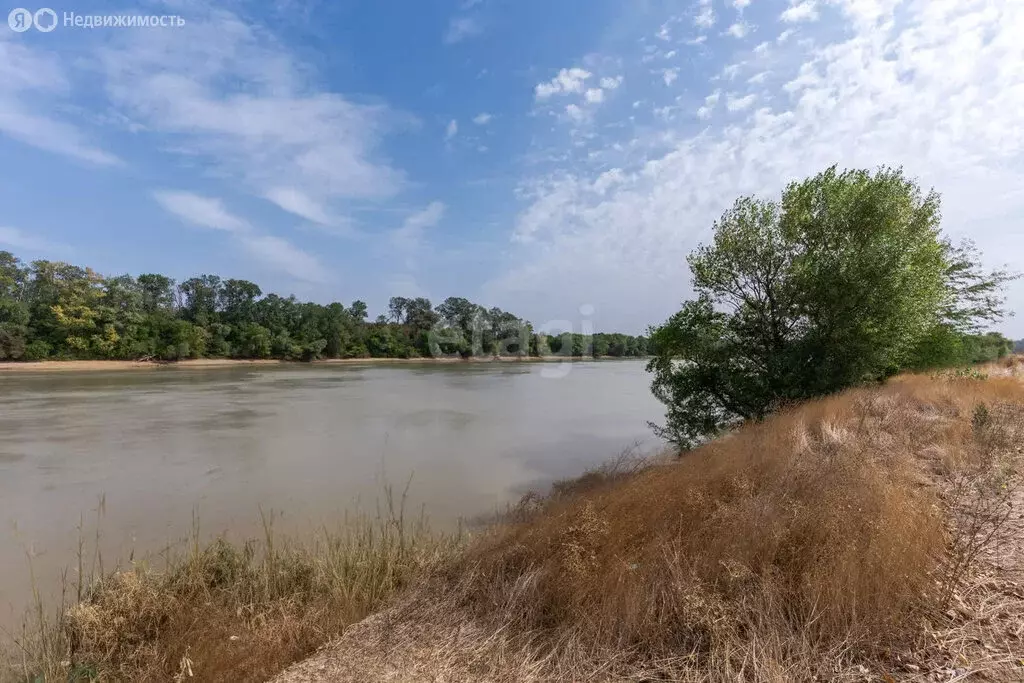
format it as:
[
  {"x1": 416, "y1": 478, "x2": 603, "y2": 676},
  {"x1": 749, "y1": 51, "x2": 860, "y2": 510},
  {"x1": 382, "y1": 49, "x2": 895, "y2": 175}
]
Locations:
[{"x1": 0, "y1": 360, "x2": 662, "y2": 628}]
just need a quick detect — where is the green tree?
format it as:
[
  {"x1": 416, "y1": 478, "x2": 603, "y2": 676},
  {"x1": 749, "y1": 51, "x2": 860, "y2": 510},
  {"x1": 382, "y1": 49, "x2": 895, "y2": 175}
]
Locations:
[
  {"x1": 648, "y1": 166, "x2": 1016, "y2": 449},
  {"x1": 435, "y1": 297, "x2": 483, "y2": 357},
  {"x1": 0, "y1": 251, "x2": 30, "y2": 359},
  {"x1": 178, "y1": 275, "x2": 222, "y2": 327},
  {"x1": 137, "y1": 274, "x2": 176, "y2": 314},
  {"x1": 0, "y1": 251, "x2": 28, "y2": 300},
  {"x1": 219, "y1": 279, "x2": 262, "y2": 325},
  {"x1": 26, "y1": 261, "x2": 107, "y2": 358}
]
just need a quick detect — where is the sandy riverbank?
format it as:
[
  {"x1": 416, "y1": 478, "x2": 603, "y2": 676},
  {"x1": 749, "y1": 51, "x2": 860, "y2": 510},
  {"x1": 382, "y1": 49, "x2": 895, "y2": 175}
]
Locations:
[{"x1": 0, "y1": 356, "x2": 631, "y2": 373}]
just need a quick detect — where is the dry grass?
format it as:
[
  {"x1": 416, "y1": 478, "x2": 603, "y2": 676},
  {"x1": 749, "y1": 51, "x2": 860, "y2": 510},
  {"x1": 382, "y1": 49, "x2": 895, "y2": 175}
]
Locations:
[
  {"x1": 278, "y1": 371, "x2": 1024, "y2": 682},
  {"x1": 1, "y1": 491, "x2": 461, "y2": 683}
]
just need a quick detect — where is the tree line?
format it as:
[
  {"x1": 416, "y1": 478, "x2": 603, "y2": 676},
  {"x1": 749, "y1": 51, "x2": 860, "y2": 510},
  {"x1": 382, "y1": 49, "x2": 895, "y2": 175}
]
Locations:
[
  {"x1": 0, "y1": 253, "x2": 648, "y2": 362},
  {"x1": 648, "y1": 165, "x2": 1019, "y2": 450}
]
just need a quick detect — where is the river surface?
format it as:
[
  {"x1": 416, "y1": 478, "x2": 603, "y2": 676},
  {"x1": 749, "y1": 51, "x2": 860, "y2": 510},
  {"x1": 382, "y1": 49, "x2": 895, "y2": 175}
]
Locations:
[{"x1": 0, "y1": 360, "x2": 662, "y2": 627}]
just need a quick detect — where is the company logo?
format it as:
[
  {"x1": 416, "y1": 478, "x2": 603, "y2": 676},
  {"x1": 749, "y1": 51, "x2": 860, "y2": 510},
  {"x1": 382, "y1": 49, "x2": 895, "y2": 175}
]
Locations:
[
  {"x1": 34, "y1": 7, "x2": 56, "y2": 31},
  {"x1": 7, "y1": 7, "x2": 31, "y2": 31},
  {"x1": 6, "y1": 8, "x2": 185, "y2": 31},
  {"x1": 7, "y1": 6, "x2": 55, "y2": 31}
]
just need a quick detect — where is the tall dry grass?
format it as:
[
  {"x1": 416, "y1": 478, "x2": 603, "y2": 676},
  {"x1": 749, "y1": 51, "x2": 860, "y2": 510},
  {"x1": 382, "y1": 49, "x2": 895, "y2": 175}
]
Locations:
[
  {"x1": 1, "y1": 488, "x2": 461, "y2": 683},
  {"x1": 379, "y1": 373, "x2": 1024, "y2": 681}
]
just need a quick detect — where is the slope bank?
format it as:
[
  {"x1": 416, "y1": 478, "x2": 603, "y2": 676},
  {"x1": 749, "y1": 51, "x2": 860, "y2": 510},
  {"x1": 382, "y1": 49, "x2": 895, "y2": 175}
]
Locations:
[{"x1": 278, "y1": 368, "x2": 1024, "y2": 682}]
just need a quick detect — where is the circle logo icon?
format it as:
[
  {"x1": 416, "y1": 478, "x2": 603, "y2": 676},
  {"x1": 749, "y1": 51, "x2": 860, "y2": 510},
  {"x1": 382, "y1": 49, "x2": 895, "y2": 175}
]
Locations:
[
  {"x1": 33, "y1": 7, "x2": 56, "y2": 31},
  {"x1": 7, "y1": 7, "x2": 33, "y2": 32},
  {"x1": 33, "y1": 7, "x2": 57, "y2": 32}
]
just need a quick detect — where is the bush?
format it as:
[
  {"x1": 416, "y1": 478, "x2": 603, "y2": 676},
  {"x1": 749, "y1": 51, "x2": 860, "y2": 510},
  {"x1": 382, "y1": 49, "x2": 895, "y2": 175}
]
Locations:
[{"x1": 22, "y1": 339, "x2": 52, "y2": 361}]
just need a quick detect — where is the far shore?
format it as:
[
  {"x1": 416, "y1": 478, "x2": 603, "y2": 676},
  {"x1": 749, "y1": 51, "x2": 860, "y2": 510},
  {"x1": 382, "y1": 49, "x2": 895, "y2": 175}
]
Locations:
[{"x1": 0, "y1": 355, "x2": 645, "y2": 374}]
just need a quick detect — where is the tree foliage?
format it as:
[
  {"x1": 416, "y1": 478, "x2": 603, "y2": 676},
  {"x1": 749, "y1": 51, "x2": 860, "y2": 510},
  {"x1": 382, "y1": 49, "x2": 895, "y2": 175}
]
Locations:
[
  {"x1": 0, "y1": 251, "x2": 648, "y2": 363},
  {"x1": 648, "y1": 166, "x2": 1018, "y2": 449}
]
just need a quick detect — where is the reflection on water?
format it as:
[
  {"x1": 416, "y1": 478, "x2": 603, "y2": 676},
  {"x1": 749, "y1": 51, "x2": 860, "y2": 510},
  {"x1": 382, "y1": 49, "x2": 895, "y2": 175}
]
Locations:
[{"x1": 0, "y1": 360, "x2": 662, "y2": 627}]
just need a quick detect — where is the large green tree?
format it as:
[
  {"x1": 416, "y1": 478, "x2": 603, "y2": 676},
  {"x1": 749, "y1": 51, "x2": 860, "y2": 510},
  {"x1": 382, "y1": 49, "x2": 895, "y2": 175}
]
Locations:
[{"x1": 648, "y1": 166, "x2": 1017, "y2": 449}]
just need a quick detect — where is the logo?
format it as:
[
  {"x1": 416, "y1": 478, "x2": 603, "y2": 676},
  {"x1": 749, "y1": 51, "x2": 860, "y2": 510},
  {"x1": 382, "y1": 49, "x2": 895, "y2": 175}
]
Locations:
[
  {"x1": 7, "y1": 7, "x2": 32, "y2": 31},
  {"x1": 7, "y1": 6, "x2": 56, "y2": 31},
  {"x1": 33, "y1": 7, "x2": 56, "y2": 31}
]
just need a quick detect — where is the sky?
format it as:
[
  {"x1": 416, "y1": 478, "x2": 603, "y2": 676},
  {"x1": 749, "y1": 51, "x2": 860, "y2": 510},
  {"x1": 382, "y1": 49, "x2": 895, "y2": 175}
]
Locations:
[{"x1": 1, "y1": 0, "x2": 1022, "y2": 336}]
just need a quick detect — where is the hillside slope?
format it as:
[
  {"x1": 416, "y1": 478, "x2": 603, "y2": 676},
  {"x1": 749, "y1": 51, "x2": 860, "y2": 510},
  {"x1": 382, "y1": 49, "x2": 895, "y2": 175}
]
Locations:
[{"x1": 277, "y1": 365, "x2": 1024, "y2": 682}]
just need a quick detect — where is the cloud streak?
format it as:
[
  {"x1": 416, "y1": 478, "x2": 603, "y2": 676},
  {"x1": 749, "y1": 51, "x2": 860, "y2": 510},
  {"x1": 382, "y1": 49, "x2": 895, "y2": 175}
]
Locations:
[
  {"x1": 153, "y1": 190, "x2": 332, "y2": 284},
  {"x1": 96, "y1": 8, "x2": 405, "y2": 225},
  {"x1": 0, "y1": 37, "x2": 119, "y2": 166}
]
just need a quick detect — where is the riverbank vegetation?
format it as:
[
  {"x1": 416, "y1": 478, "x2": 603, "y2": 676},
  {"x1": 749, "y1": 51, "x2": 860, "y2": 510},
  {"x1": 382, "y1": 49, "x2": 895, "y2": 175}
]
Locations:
[
  {"x1": 0, "y1": 254, "x2": 647, "y2": 363},
  {"x1": 6, "y1": 367, "x2": 1022, "y2": 682}
]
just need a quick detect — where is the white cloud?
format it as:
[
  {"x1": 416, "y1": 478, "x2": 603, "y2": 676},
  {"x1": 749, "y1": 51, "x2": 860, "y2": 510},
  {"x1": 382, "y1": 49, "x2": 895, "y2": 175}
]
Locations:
[
  {"x1": 153, "y1": 191, "x2": 249, "y2": 233},
  {"x1": 0, "y1": 226, "x2": 65, "y2": 254},
  {"x1": 697, "y1": 89, "x2": 722, "y2": 119},
  {"x1": 781, "y1": 1, "x2": 819, "y2": 23},
  {"x1": 726, "y1": 22, "x2": 751, "y2": 38},
  {"x1": 445, "y1": 119, "x2": 459, "y2": 140},
  {"x1": 722, "y1": 63, "x2": 743, "y2": 80},
  {"x1": 490, "y1": 0, "x2": 1024, "y2": 334},
  {"x1": 444, "y1": 16, "x2": 483, "y2": 44},
  {"x1": 387, "y1": 274, "x2": 430, "y2": 299},
  {"x1": 584, "y1": 88, "x2": 605, "y2": 104},
  {"x1": 565, "y1": 104, "x2": 586, "y2": 122},
  {"x1": 663, "y1": 68, "x2": 679, "y2": 86},
  {"x1": 777, "y1": 29, "x2": 795, "y2": 42},
  {"x1": 264, "y1": 187, "x2": 338, "y2": 227},
  {"x1": 694, "y1": 1, "x2": 715, "y2": 29},
  {"x1": 472, "y1": 112, "x2": 493, "y2": 125},
  {"x1": 726, "y1": 93, "x2": 757, "y2": 111},
  {"x1": 153, "y1": 190, "x2": 329, "y2": 283},
  {"x1": 535, "y1": 68, "x2": 592, "y2": 99},
  {"x1": 748, "y1": 71, "x2": 771, "y2": 84},
  {"x1": 0, "y1": 39, "x2": 119, "y2": 166},
  {"x1": 391, "y1": 201, "x2": 446, "y2": 253},
  {"x1": 96, "y1": 8, "x2": 404, "y2": 225},
  {"x1": 599, "y1": 76, "x2": 624, "y2": 90},
  {"x1": 241, "y1": 234, "x2": 332, "y2": 284},
  {"x1": 733, "y1": 0, "x2": 752, "y2": 8}
]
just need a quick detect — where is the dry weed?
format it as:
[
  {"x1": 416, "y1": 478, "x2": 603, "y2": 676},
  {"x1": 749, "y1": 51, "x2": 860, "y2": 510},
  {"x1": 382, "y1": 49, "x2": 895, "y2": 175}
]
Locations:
[{"x1": 3, "y1": 497, "x2": 461, "y2": 683}]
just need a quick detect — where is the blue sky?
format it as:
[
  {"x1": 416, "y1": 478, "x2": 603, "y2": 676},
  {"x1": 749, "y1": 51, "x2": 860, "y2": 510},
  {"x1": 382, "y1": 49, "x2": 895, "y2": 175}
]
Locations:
[{"x1": 1, "y1": 0, "x2": 1022, "y2": 335}]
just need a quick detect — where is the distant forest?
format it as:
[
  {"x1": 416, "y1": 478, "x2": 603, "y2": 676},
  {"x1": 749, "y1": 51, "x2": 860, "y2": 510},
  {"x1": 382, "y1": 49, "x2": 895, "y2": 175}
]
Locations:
[{"x1": 0, "y1": 251, "x2": 648, "y2": 362}]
